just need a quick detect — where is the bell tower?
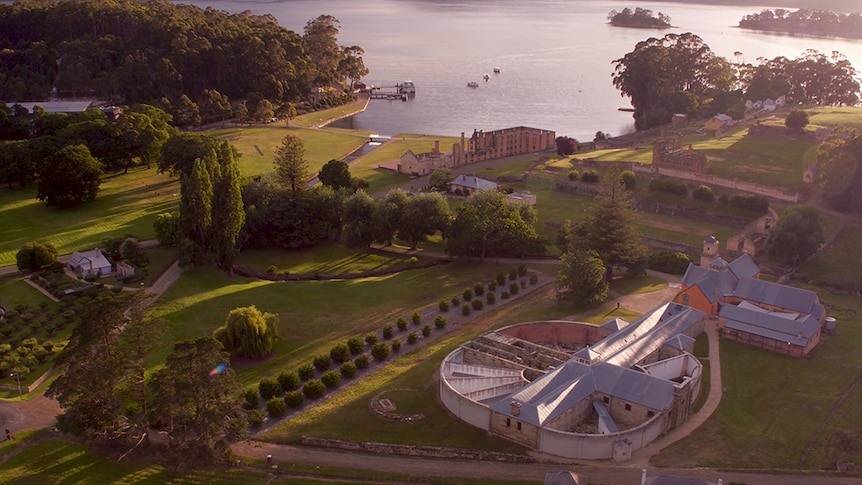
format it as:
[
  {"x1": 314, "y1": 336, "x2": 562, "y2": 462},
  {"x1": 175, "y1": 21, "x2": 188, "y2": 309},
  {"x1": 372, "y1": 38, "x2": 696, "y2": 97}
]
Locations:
[{"x1": 701, "y1": 235, "x2": 719, "y2": 268}]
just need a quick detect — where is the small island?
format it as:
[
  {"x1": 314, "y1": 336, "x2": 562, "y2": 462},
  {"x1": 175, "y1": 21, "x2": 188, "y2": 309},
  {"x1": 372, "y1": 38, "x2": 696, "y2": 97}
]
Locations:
[
  {"x1": 608, "y1": 7, "x2": 671, "y2": 29},
  {"x1": 739, "y1": 8, "x2": 862, "y2": 40}
]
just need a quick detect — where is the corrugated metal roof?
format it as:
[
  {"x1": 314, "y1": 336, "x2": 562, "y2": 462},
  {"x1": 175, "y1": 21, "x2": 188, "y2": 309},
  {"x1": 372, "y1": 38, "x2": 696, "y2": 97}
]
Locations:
[
  {"x1": 450, "y1": 174, "x2": 498, "y2": 191},
  {"x1": 664, "y1": 334, "x2": 695, "y2": 350},
  {"x1": 720, "y1": 304, "x2": 820, "y2": 346},
  {"x1": 600, "y1": 317, "x2": 630, "y2": 331},
  {"x1": 733, "y1": 277, "x2": 818, "y2": 314},
  {"x1": 728, "y1": 254, "x2": 760, "y2": 279},
  {"x1": 592, "y1": 400, "x2": 619, "y2": 433}
]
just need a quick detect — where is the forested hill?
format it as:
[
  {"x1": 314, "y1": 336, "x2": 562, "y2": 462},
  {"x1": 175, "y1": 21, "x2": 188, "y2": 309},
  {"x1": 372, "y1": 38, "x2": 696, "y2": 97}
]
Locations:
[
  {"x1": 0, "y1": 0, "x2": 366, "y2": 107},
  {"x1": 632, "y1": 0, "x2": 861, "y2": 14}
]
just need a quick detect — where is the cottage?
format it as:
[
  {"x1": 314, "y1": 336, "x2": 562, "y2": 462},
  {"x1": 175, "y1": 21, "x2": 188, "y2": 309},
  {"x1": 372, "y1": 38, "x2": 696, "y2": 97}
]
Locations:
[
  {"x1": 397, "y1": 140, "x2": 453, "y2": 175},
  {"x1": 506, "y1": 190, "x2": 537, "y2": 205},
  {"x1": 703, "y1": 114, "x2": 732, "y2": 132},
  {"x1": 67, "y1": 249, "x2": 112, "y2": 277},
  {"x1": 449, "y1": 175, "x2": 498, "y2": 195}
]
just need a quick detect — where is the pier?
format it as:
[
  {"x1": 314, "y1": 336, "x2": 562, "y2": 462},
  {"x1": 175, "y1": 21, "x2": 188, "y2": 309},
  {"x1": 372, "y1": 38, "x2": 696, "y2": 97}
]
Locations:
[{"x1": 369, "y1": 92, "x2": 409, "y2": 101}]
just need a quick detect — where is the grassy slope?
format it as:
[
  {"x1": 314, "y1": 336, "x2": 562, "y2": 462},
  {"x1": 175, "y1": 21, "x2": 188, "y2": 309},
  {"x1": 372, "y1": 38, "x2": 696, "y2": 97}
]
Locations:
[{"x1": 347, "y1": 135, "x2": 459, "y2": 193}]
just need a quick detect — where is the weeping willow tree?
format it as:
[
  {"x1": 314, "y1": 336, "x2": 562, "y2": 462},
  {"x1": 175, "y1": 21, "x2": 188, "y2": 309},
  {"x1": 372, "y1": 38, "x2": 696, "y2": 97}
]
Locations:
[{"x1": 214, "y1": 305, "x2": 280, "y2": 358}]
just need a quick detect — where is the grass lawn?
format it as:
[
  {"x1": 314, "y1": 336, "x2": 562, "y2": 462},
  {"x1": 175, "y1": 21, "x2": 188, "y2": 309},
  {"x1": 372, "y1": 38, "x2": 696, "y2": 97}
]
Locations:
[
  {"x1": 204, "y1": 126, "x2": 367, "y2": 178},
  {"x1": 291, "y1": 99, "x2": 371, "y2": 129},
  {"x1": 797, "y1": 223, "x2": 862, "y2": 289},
  {"x1": 0, "y1": 168, "x2": 179, "y2": 266},
  {"x1": 0, "y1": 277, "x2": 56, "y2": 309},
  {"x1": 348, "y1": 135, "x2": 459, "y2": 193},
  {"x1": 610, "y1": 274, "x2": 666, "y2": 296},
  {"x1": 234, "y1": 244, "x2": 419, "y2": 276},
  {"x1": 805, "y1": 106, "x2": 862, "y2": 130}
]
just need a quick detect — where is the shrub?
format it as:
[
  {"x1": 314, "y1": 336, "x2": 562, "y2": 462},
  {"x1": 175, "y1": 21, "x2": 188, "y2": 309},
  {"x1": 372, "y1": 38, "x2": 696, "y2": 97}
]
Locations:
[
  {"x1": 277, "y1": 371, "x2": 301, "y2": 392},
  {"x1": 509, "y1": 282, "x2": 519, "y2": 294},
  {"x1": 330, "y1": 343, "x2": 351, "y2": 363},
  {"x1": 302, "y1": 379, "x2": 326, "y2": 399},
  {"x1": 391, "y1": 338, "x2": 402, "y2": 352},
  {"x1": 421, "y1": 324, "x2": 431, "y2": 337},
  {"x1": 284, "y1": 390, "x2": 304, "y2": 408},
  {"x1": 340, "y1": 361, "x2": 357, "y2": 378},
  {"x1": 258, "y1": 378, "x2": 281, "y2": 400},
  {"x1": 488, "y1": 281, "x2": 497, "y2": 291},
  {"x1": 396, "y1": 317, "x2": 408, "y2": 330},
  {"x1": 461, "y1": 304, "x2": 471, "y2": 316},
  {"x1": 354, "y1": 354, "x2": 370, "y2": 369},
  {"x1": 438, "y1": 300, "x2": 450, "y2": 312},
  {"x1": 729, "y1": 193, "x2": 768, "y2": 213},
  {"x1": 648, "y1": 177, "x2": 688, "y2": 196},
  {"x1": 267, "y1": 397, "x2": 287, "y2": 417},
  {"x1": 509, "y1": 269, "x2": 517, "y2": 281},
  {"x1": 518, "y1": 265, "x2": 527, "y2": 277},
  {"x1": 473, "y1": 282, "x2": 484, "y2": 296},
  {"x1": 313, "y1": 354, "x2": 331, "y2": 371},
  {"x1": 567, "y1": 169, "x2": 580, "y2": 181},
  {"x1": 648, "y1": 250, "x2": 694, "y2": 274},
  {"x1": 365, "y1": 333, "x2": 378, "y2": 346},
  {"x1": 501, "y1": 291, "x2": 510, "y2": 299},
  {"x1": 321, "y1": 370, "x2": 341, "y2": 388},
  {"x1": 298, "y1": 363, "x2": 315, "y2": 381},
  {"x1": 411, "y1": 311, "x2": 421, "y2": 325},
  {"x1": 496, "y1": 273, "x2": 507, "y2": 285},
  {"x1": 407, "y1": 332, "x2": 419, "y2": 344},
  {"x1": 486, "y1": 292, "x2": 496, "y2": 304},
  {"x1": 620, "y1": 170, "x2": 636, "y2": 190},
  {"x1": 347, "y1": 336, "x2": 364, "y2": 354},
  {"x1": 371, "y1": 342, "x2": 391, "y2": 361},
  {"x1": 471, "y1": 299, "x2": 483, "y2": 310},
  {"x1": 693, "y1": 184, "x2": 715, "y2": 202},
  {"x1": 581, "y1": 170, "x2": 599, "y2": 183},
  {"x1": 243, "y1": 388, "x2": 260, "y2": 410},
  {"x1": 462, "y1": 288, "x2": 473, "y2": 301},
  {"x1": 382, "y1": 324, "x2": 394, "y2": 340},
  {"x1": 247, "y1": 409, "x2": 265, "y2": 427}
]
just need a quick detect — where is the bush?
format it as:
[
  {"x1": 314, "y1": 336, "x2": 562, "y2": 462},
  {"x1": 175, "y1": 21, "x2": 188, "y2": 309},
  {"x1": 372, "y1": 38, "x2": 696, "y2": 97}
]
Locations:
[
  {"x1": 340, "y1": 361, "x2": 357, "y2": 378},
  {"x1": 692, "y1": 184, "x2": 715, "y2": 202},
  {"x1": 434, "y1": 315, "x2": 446, "y2": 329},
  {"x1": 391, "y1": 338, "x2": 402, "y2": 352},
  {"x1": 266, "y1": 397, "x2": 287, "y2": 417},
  {"x1": 421, "y1": 324, "x2": 431, "y2": 337},
  {"x1": 277, "y1": 371, "x2": 301, "y2": 392},
  {"x1": 313, "y1": 354, "x2": 331, "y2": 371},
  {"x1": 302, "y1": 379, "x2": 326, "y2": 399},
  {"x1": 258, "y1": 378, "x2": 281, "y2": 400},
  {"x1": 361, "y1": 332, "x2": 376, "y2": 346},
  {"x1": 371, "y1": 342, "x2": 391, "y2": 361},
  {"x1": 330, "y1": 343, "x2": 351, "y2": 363},
  {"x1": 581, "y1": 170, "x2": 600, "y2": 183},
  {"x1": 438, "y1": 300, "x2": 450, "y2": 312},
  {"x1": 729, "y1": 193, "x2": 768, "y2": 213},
  {"x1": 298, "y1": 363, "x2": 315, "y2": 381},
  {"x1": 382, "y1": 324, "x2": 394, "y2": 340},
  {"x1": 509, "y1": 269, "x2": 517, "y2": 281},
  {"x1": 396, "y1": 317, "x2": 408, "y2": 330},
  {"x1": 473, "y1": 282, "x2": 484, "y2": 296},
  {"x1": 518, "y1": 265, "x2": 527, "y2": 277},
  {"x1": 321, "y1": 370, "x2": 341, "y2": 388},
  {"x1": 501, "y1": 291, "x2": 510, "y2": 299},
  {"x1": 462, "y1": 288, "x2": 473, "y2": 301},
  {"x1": 243, "y1": 388, "x2": 260, "y2": 410},
  {"x1": 411, "y1": 311, "x2": 421, "y2": 325},
  {"x1": 247, "y1": 409, "x2": 265, "y2": 427},
  {"x1": 461, "y1": 304, "x2": 471, "y2": 316},
  {"x1": 486, "y1": 292, "x2": 496, "y2": 304},
  {"x1": 472, "y1": 299, "x2": 484, "y2": 310},
  {"x1": 354, "y1": 354, "x2": 370, "y2": 369},
  {"x1": 567, "y1": 169, "x2": 580, "y2": 181},
  {"x1": 284, "y1": 390, "x2": 304, "y2": 408},
  {"x1": 620, "y1": 170, "x2": 636, "y2": 190},
  {"x1": 407, "y1": 332, "x2": 419, "y2": 344},
  {"x1": 488, "y1": 281, "x2": 496, "y2": 291},
  {"x1": 648, "y1": 177, "x2": 688, "y2": 196},
  {"x1": 649, "y1": 250, "x2": 694, "y2": 274},
  {"x1": 509, "y1": 283, "x2": 519, "y2": 294},
  {"x1": 347, "y1": 336, "x2": 364, "y2": 354}
]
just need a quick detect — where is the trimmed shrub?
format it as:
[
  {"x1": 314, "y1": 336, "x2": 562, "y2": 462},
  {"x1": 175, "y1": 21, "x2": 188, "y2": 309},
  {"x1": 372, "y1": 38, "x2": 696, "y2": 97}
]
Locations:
[
  {"x1": 247, "y1": 409, "x2": 265, "y2": 427},
  {"x1": 649, "y1": 250, "x2": 694, "y2": 275},
  {"x1": 407, "y1": 332, "x2": 419, "y2": 344},
  {"x1": 382, "y1": 324, "x2": 394, "y2": 340},
  {"x1": 581, "y1": 170, "x2": 600, "y2": 183},
  {"x1": 488, "y1": 281, "x2": 497, "y2": 291},
  {"x1": 518, "y1": 265, "x2": 527, "y2": 277},
  {"x1": 313, "y1": 354, "x2": 331, "y2": 371},
  {"x1": 277, "y1": 371, "x2": 301, "y2": 392},
  {"x1": 285, "y1": 390, "x2": 304, "y2": 408},
  {"x1": 371, "y1": 342, "x2": 391, "y2": 361},
  {"x1": 461, "y1": 304, "x2": 471, "y2": 316},
  {"x1": 729, "y1": 193, "x2": 768, "y2": 213},
  {"x1": 397, "y1": 317, "x2": 408, "y2": 330},
  {"x1": 509, "y1": 282, "x2": 519, "y2": 294},
  {"x1": 302, "y1": 379, "x2": 326, "y2": 399},
  {"x1": 340, "y1": 361, "x2": 357, "y2": 378},
  {"x1": 258, "y1": 378, "x2": 281, "y2": 400},
  {"x1": 298, "y1": 363, "x2": 315, "y2": 381},
  {"x1": 620, "y1": 170, "x2": 636, "y2": 190},
  {"x1": 438, "y1": 300, "x2": 450, "y2": 312},
  {"x1": 567, "y1": 169, "x2": 580, "y2": 181},
  {"x1": 330, "y1": 344, "x2": 351, "y2": 363},
  {"x1": 471, "y1": 299, "x2": 484, "y2": 310},
  {"x1": 266, "y1": 397, "x2": 287, "y2": 417},
  {"x1": 501, "y1": 291, "x2": 510, "y2": 299},
  {"x1": 496, "y1": 273, "x2": 506, "y2": 285},
  {"x1": 473, "y1": 282, "x2": 484, "y2": 296},
  {"x1": 509, "y1": 269, "x2": 517, "y2": 281},
  {"x1": 365, "y1": 333, "x2": 378, "y2": 345},
  {"x1": 648, "y1": 177, "x2": 687, "y2": 195},
  {"x1": 391, "y1": 338, "x2": 402, "y2": 352},
  {"x1": 434, "y1": 315, "x2": 446, "y2": 329},
  {"x1": 486, "y1": 292, "x2": 496, "y2": 304},
  {"x1": 693, "y1": 184, "x2": 715, "y2": 202},
  {"x1": 421, "y1": 324, "x2": 431, "y2": 337},
  {"x1": 462, "y1": 288, "x2": 473, "y2": 301},
  {"x1": 321, "y1": 370, "x2": 341, "y2": 389},
  {"x1": 451, "y1": 296, "x2": 460, "y2": 306},
  {"x1": 411, "y1": 311, "x2": 421, "y2": 325},
  {"x1": 347, "y1": 336, "x2": 365, "y2": 354},
  {"x1": 243, "y1": 388, "x2": 260, "y2": 410},
  {"x1": 354, "y1": 354, "x2": 370, "y2": 369}
]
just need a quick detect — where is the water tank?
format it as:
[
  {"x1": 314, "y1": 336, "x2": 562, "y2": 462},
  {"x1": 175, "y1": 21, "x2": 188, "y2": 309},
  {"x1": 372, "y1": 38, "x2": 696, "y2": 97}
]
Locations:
[{"x1": 825, "y1": 317, "x2": 837, "y2": 332}]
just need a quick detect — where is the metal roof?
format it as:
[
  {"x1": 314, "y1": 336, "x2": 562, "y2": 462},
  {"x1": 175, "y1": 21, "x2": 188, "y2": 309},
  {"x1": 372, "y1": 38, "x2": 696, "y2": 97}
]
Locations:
[
  {"x1": 720, "y1": 304, "x2": 820, "y2": 346},
  {"x1": 600, "y1": 317, "x2": 630, "y2": 331},
  {"x1": 728, "y1": 253, "x2": 760, "y2": 279},
  {"x1": 450, "y1": 174, "x2": 498, "y2": 191},
  {"x1": 733, "y1": 277, "x2": 819, "y2": 314}
]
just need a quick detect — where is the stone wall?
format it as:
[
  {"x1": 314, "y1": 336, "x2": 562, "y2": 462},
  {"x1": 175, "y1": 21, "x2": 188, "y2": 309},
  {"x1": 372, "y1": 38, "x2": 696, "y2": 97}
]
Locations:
[{"x1": 299, "y1": 436, "x2": 540, "y2": 463}]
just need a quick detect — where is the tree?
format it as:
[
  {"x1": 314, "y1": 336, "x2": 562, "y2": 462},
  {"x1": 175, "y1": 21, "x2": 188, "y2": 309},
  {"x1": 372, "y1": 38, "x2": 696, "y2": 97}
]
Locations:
[
  {"x1": 179, "y1": 159, "x2": 213, "y2": 247},
  {"x1": 159, "y1": 133, "x2": 221, "y2": 177},
  {"x1": 556, "y1": 249, "x2": 610, "y2": 306},
  {"x1": 764, "y1": 205, "x2": 824, "y2": 265},
  {"x1": 253, "y1": 99, "x2": 274, "y2": 123},
  {"x1": 177, "y1": 238, "x2": 205, "y2": 269},
  {"x1": 120, "y1": 237, "x2": 148, "y2": 268},
  {"x1": 570, "y1": 169, "x2": 648, "y2": 279},
  {"x1": 114, "y1": 105, "x2": 176, "y2": 171},
  {"x1": 785, "y1": 109, "x2": 809, "y2": 133},
  {"x1": 428, "y1": 168, "x2": 453, "y2": 192},
  {"x1": 372, "y1": 189, "x2": 408, "y2": 246},
  {"x1": 304, "y1": 15, "x2": 342, "y2": 86},
  {"x1": 337, "y1": 45, "x2": 369, "y2": 90},
  {"x1": 343, "y1": 190, "x2": 376, "y2": 250},
  {"x1": 816, "y1": 128, "x2": 861, "y2": 211},
  {"x1": 446, "y1": 191, "x2": 545, "y2": 259},
  {"x1": 555, "y1": 136, "x2": 578, "y2": 156},
  {"x1": 214, "y1": 306, "x2": 280, "y2": 359},
  {"x1": 274, "y1": 134, "x2": 309, "y2": 198},
  {"x1": 198, "y1": 89, "x2": 232, "y2": 124},
  {"x1": 37, "y1": 144, "x2": 102, "y2": 208},
  {"x1": 15, "y1": 241, "x2": 58, "y2": 271},
  {"x1": 149, "y1": 338, "x2": 245, "y2": 466},
  {"x1": 153, "y1": 212, "x2": 182, "y2": 246},
  {"x1": 172, "y1": 94, "x2": 201, "y2": 127},
  {"x1": 399, "y1": 192, "x2": 451, "y2": 249},
  {"x1": 209, "y1": 142, "x2": 245, "y2": 274},
  {"x1": 318, "y1": 159, "x2": 352, "y2": 189},
  {"x1": 0, "y1": 140, "x2": 36, "y2": 188}
]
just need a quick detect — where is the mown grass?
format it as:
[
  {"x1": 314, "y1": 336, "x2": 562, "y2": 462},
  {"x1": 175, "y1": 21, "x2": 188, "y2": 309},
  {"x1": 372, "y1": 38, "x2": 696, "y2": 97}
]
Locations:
[
  {"x1": 291, "y1": 99, "x2": 371, "y2": 129},
  {"x1": 347, "y1": 135, "x2": 459, "y2": 193},
  {"x1": 0, "y1": 168, "x2": 179, "y2": 267},
  {"x1": 610, "y1": 275, "x2": 666, "y2": 296},
  {"x1": 797, "y1": 223, "x2": 862, "y2": 289},
  {"x1": 0, "y1": 277, "x2": 56, "y2": 309},
  {"x1": 806, "y1": 106, "x2": 862, "y2": 130},
  {"x1": 234, "y1": 244, "x2": 418, "y2": 275}
]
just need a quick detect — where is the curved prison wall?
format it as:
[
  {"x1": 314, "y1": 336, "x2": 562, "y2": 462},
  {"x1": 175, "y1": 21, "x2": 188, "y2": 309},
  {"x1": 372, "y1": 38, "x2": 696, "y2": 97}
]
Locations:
[
  {"x1": 439, "y1": 348, "x2": 493, "y2": 430},
  {"x1": 539, "y1": 411, "x2": 666, "y2": 459}
]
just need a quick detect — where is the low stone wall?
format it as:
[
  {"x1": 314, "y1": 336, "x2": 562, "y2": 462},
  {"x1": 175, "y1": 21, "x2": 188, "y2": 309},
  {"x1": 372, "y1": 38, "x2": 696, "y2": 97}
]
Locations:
[{"x1": 300, "y1": 436, "x2": 540, "y2": 463}]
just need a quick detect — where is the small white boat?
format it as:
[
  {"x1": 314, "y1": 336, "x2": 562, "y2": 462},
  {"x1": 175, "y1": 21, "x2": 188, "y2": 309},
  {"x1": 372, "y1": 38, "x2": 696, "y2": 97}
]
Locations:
[
  {"x1": 467, "y1": 81, "x2": 479, "y2": 88},
  {"x1": 493, "y1": 67, "x2": 501, "y2": 73},
  {"x1": 483, "y1": 73, "x2": 490, "y2": 81}
]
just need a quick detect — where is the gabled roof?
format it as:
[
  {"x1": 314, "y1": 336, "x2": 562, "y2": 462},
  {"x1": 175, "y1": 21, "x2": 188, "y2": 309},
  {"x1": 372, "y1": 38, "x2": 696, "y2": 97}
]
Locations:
[
  {"x1": 720, "y1": 304, "x2": 820, "y2": 347},
  {"x1": 67, "y1": 249, "x2": 111, "y2": 269},
  {"x1": 450, "y1": 174, "x2": 498, "y2": 191},
  {"x1": 681, "y1": 263, "x2": 738, "y2": 301},
  {"x1": 727, "y1": 253, "x2": 760, "y2": 279},
  {"x1": 544, "y1": 471, "x2": 582, "y2": 485},
  {"x1": 664, "y1": 334, "x2": 695, "y2": 350},
  {"x1": 600, "y1": 317, "x2": 629, "y2": 332},
  {"x1": 733, "y1": 277, "x2": 819, "y2": 314}
]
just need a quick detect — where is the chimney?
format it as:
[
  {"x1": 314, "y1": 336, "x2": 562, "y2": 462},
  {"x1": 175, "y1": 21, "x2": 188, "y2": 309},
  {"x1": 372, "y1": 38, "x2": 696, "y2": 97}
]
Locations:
[
  {"x1": 434, "y1": 140, "x2": 439, "y2": 154},
  {"x1": 510, "y1": 401, "x2": 521, "y2": 416},
  {"x1": 688, "y1": 144, "x2": 693, "y2": 154}
]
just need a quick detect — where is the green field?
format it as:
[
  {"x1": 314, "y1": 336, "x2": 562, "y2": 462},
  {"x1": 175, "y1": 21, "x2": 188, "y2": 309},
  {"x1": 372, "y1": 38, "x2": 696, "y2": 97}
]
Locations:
[{"x1": 797, "y1": 223, "x2": 862, "y2": 289}]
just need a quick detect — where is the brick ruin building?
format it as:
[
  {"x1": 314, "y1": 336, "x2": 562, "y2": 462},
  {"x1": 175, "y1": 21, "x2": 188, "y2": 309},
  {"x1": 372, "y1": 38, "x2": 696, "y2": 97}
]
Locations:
[{"x1": 652, "y1": 132, "x2": 708, "y2": 173}]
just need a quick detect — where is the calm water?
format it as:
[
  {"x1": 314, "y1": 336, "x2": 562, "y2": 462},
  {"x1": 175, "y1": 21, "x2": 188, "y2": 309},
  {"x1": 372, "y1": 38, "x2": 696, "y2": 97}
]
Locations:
[{"x1": 179, "y1": 0, "x2": 862, "y2": 140}]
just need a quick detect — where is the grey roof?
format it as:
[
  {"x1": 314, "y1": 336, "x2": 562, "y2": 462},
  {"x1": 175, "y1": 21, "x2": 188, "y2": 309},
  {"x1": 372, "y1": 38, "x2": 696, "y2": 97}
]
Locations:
[
  {"x1": 600, "y1": 317, "x2": 630, "y2": 331},
  {"x1": 733, "y1": 277, "x2": 819, "y2": 314},
  {"x1": 728, "y1": 253, "x2": 760, "y2": 279},
  {"x1": 450, "y1": 174, "x2": 498, "y2": 191},
  {"x1": 67, "y1": 249, "x2": 112, "y2": 270},
  {"x1": 592, "y1": 400, "x2": 619, "y2": 433},
  {"x1": 720, "y1": 304, "x2": 820, "y2": 347},
  {"x1": 664, "y1": 334, "x2": 696, "y2": 350},
  {"x1": 594, "y1": 363, "x2": 676, "y2": 411},
  {"x1": 544, "y1": 471, "x2": 582, "y2": 485},
  {"x1": 646, "y1": 476, "x2": 711, "y2": 485},
  {"x1": 704, "y1": 235, "x2": 718, "y2": 244},
  {"x1": 709, "y1": 257, "x2": 728, "y2": 270},
  {"x1": 12, "y1": 100, "x2": 95, "y2": 114}
]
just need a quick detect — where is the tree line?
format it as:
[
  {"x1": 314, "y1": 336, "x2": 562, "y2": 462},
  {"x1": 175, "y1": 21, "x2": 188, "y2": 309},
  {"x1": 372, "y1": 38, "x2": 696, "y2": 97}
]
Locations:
[
  {"x1": 0, "y1": 1, "x2": 368, "y2": 125},
  {"x1": 739, "y1": 8, "x2": 862, "y2": 40}
]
